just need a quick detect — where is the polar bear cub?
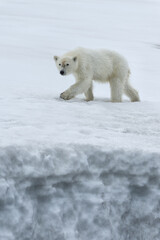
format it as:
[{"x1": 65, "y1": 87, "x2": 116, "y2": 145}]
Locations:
[{"x1": 54, "y1": 47, "x2": 140, "y2": 102}]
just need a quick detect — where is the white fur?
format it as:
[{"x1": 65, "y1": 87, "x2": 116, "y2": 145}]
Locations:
[{"x1": 54, "y1": 47, "x2": 140, "y2": 102}]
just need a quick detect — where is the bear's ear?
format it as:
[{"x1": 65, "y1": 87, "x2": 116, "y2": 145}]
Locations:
[
  {"x1": 54, "y1": 56, "x2": 59, "y2": 61},
  {"x1": 73, "y1": 56, "x2": 77, "y2": 62}
]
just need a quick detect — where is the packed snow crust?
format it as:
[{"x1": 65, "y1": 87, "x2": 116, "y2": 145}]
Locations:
[
  {"x1": 0, "y1": 0, "x2": 160, "y2": 239},
  {"x1": 1, "y1": 145, "x2": 160, "y2": 240}
]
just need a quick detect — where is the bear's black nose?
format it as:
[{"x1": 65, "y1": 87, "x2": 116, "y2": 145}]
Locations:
[{"x1": 60, "y1": 70, "x2": 64, "y2": 75}]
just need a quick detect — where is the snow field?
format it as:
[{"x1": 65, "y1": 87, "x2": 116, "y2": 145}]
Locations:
[{"x1": 0, "y1": 0, "x2": 160, "y2": 239}]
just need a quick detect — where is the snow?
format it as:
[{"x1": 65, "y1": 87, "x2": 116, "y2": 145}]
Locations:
[
  {"x1": 0, "y1": 0, "x2": 160, "y2": 239},
  {"x1": 1, "y1": 145, "x2": 160, "y2": 240},
  {"x1": 0, "y1": 97, "x2": 160, "y2": 152}
]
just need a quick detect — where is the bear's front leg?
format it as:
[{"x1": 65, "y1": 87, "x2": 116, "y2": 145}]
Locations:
[
  {"x1": 84, "y1": 84, "x2": 94, "y2": 101},
  {"x1": 60, "y1": 78, "x2": 92, "y2": 100},
  {"x1": 60, "y1": 90, "x2": 74, "y2": 100}
]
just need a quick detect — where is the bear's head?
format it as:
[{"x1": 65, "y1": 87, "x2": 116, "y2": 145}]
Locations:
[{"x1": 54, "y1": 56, "x2": 78, "y2": 76}]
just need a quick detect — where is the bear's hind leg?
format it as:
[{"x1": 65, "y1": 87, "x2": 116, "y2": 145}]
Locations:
[
  {"x1": 109, "y1": 78, "x2": 123, "y2": 102},
  {"x1": 84, "y1": 84, "x2": 94, "y2": 101},
  {"x1": 124, "y1": 82, "x2": 140, "y2": 102}
]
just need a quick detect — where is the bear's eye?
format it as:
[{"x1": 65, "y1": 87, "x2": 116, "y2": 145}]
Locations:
[
  {"x1": 59, "y1": 64, "x2": 61, "y2": 66},
  {"x1": 66, "y1": 63, "x2": 69, "y2": 66}
]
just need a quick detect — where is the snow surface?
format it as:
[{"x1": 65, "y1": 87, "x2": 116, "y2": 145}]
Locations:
[{"x1": 0, "y1": 0, "x2": 160, "y2": 239}]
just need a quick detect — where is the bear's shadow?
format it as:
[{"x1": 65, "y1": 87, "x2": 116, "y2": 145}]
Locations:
[
  {"x1": 55, "y1": 97, "x2": 110, "y2": 103},
  {"x1": 55, "y1": 97, "x2": 130, "y2": 103}
]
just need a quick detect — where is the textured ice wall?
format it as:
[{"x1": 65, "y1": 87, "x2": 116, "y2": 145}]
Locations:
[{"x1": 0, "y1": 145, "x2": 160, "y2": 240}]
